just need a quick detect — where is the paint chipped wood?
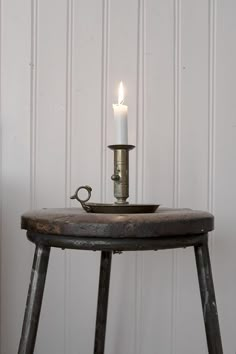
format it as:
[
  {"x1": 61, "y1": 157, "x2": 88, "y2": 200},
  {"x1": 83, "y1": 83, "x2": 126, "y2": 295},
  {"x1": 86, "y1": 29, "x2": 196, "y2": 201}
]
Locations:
[{"x1": 21, "y1": 207, "x2": 214, "y2": 238}]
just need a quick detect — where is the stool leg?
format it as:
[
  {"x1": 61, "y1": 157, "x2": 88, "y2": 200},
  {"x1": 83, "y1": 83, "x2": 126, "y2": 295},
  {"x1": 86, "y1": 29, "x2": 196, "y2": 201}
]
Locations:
[
  {"x1": 18, "y1": 244, "x2": 50, "y2": 354},
  {"x1": 94, "y1": 251, "x2": 112, "y2": 354},
  {"x1": 194, "y1": 241, "x2": 223, "y2": 354}
]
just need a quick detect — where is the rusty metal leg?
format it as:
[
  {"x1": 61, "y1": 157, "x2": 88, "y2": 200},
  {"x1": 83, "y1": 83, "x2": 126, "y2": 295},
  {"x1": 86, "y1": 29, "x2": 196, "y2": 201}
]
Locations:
[
  {"x1": 18, "y1": 244, "x2": 50, "y2": 354},
  {"x1": 94, "y1": 251, "x2": 112, "y2": 354},
  {"x1": 194, "y1": 239, "x2": 223, "y2": 354}
]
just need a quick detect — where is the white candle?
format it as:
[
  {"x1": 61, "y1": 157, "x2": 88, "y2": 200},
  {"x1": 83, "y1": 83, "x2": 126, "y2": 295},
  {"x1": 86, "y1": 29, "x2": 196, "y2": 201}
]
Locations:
[{"x1": 113, "y1": 82, "x2": 128, "y2": 144}]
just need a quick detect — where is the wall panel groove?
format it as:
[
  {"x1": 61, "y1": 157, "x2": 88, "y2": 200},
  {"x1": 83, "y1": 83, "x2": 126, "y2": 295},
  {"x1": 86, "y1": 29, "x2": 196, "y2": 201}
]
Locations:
[
  {"x1": 136, "y1": 0, "x2": 145, "y2": 203},
  {"x1": 65, "y1": 0, "x2": 73, "y2": 206},
  {"x1": 30, "y1": 0, "x2": 38, "y2": 210},
  {"x1": 208, "y1": 0, "x2": 216, "y2": 215},
  {"x1": 171, "y1": 0, "x2": 181, "y2": 352},
  {"x1": 64, "y1": 0, "x2": 73, "y2": 352},
  {"x1": 135, "y1": 0, "x2": 145, "y2": 353},
  {"x1": 101, "y1": 0, "x2": 110, "y2": 203},
  {"x1": 173, "y1": 0, "x2": 181, "y2": 209},
  {"x1": 30, "y1": 1, "x2": 39, "y2": 352},
  {"x1": 208, "y1": 0, "x2": 216, "y2": 273}
]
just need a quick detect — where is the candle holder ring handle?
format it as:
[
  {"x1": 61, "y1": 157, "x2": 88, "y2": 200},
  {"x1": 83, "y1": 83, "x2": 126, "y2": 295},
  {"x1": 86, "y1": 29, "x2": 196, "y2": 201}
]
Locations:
[{"x1": 70, "y1": 185, "x2": 92, "y2": 212}]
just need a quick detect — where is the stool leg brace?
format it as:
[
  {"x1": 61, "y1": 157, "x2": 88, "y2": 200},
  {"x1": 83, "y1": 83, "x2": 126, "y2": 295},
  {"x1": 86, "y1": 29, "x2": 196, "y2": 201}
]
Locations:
[{"x1": 18, "y1": 235, "x2": 223, "y2": 354}]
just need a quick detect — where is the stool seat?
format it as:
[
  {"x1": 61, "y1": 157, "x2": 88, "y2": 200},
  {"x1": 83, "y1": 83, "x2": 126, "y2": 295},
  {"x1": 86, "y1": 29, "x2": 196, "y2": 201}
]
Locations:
[{"x1": 21, "y1": 207, "x2": 214, "y2": 238}]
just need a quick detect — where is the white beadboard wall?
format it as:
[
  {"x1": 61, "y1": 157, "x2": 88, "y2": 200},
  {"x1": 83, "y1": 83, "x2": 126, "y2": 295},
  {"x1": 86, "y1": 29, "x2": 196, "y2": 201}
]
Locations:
[{"x1": 1, "y1": 0, "x2": 236, "y2": 353}]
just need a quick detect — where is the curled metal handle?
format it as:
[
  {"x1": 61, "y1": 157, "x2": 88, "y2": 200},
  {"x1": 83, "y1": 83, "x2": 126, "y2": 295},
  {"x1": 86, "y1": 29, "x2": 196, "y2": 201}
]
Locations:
[{"x1": 70, "y1": 185, "x2": 92, "y2": 212}]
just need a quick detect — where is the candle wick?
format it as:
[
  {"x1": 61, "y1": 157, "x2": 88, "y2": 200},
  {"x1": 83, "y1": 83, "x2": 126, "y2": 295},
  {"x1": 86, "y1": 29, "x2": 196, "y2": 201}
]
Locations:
[{"x1": 119, "y1": 99, "x2": 124, "y2": 105}]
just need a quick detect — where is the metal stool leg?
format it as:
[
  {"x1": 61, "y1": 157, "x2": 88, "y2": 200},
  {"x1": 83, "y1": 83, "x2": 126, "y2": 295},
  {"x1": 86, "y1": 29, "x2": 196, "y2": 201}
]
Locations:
[
  {"x1": 18, "y1": 244, "x2": 50, "y2": 354},
  {"x1": 194, "y1": 238, "x2": 223, "y2": 354},
  {"x1": 94, "y1": 251, "x2": 112, "y2": 354}
]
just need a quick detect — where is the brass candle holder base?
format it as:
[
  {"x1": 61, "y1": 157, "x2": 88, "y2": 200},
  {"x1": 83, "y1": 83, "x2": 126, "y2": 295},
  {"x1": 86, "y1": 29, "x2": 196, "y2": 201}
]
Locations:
[
  {"x1": 70, "y1": 145, "x2": 160, "y2": 213},
  {"x1": 70, "y1": 185, "x2": 159, "y2": 213}
]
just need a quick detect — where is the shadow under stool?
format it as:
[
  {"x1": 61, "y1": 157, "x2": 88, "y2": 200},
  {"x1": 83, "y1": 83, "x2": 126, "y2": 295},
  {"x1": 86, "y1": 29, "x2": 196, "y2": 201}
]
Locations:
[{"x1": 18, "y1": 207, "x2": 223, "y2": 354}]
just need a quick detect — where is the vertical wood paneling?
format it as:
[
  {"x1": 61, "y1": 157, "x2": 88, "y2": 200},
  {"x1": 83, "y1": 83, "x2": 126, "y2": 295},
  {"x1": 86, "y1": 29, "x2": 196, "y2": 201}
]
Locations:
[
  {"x1": 101, "y1": 0, "x2": 110, "y2": 203},
  {"x1": 105, "y1": 2, "x2": 138, "y2": 354},
  {"x1": 176, "y1": 1, "x2": 209, "y2": 353},
  {"x1": 68, "y1": 1, "x2": 103, "y2": 353},
  {"x1": 135, "y1": 1, "x2": 145, "y2": 353},
  {"x1": 30, "y1": 2, "x2": 39, "y2": 352},
  {"x1": 34, "y1": 1, "x2": 68, "y2": 353},
  {"x1": 173, "y1": 0, "x2": 181, "y2": 210},
  {"x1": 179, "y1": 0, "x2": 209, "y2": 210},
  {"x1": 171, "y1": 1, "x2": 181, "y2": 352},
  {"x1": 144, "y1": 0, "x2": 175, "y2": 204},
  {"x1": 136, "y1": 0, "x2": 145, "y2": 203},
  {"x1": 64, "y1": 1, "x2": 73, "y2": 353},
  {"x1": 30, "y1": 0, "x2": 38, "y2": 210},
  {"x1": 208, "y1": 0, "x2": 216, "y2": 216},
  {"x1": 106, "y1": 0, "x2": 139, "y2": 202},
  {"x1": 0, "y1": 0, "x2": 32, "y2": 352},
  {"x1": 214, "y1": 1, "x2": 236, "y2": 352},
  {"x1": 1, "y1": 1, "x2": 236, "y2": 353},
  {"x1": 65, "y1": 0, "x2": 73, "y2": 208},
  {"x1": 140, "y1": 1, "x2": 175, "y2": 353}
]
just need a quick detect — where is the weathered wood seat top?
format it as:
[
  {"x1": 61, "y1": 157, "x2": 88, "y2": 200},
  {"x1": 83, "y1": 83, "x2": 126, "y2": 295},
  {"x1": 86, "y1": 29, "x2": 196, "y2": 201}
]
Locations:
[{"x1": 21, "y1": 208, "x2": 214, "y2": 238}]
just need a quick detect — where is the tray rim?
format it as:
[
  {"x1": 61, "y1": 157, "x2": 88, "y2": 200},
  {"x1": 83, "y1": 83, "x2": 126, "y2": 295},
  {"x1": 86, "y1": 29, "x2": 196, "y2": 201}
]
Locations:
[
  {"x1": 83, "y1": 202, "x2": 160, "y2": 214},
  {"x1": 86, "y1": 202, "x2": 160, "y2": 207}
]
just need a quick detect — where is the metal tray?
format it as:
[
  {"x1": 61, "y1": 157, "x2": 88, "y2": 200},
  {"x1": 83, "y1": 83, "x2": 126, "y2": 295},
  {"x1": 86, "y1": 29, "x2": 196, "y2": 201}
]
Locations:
[{"x1": 70, "y1": 186, "x2": 159, "y2": 214}]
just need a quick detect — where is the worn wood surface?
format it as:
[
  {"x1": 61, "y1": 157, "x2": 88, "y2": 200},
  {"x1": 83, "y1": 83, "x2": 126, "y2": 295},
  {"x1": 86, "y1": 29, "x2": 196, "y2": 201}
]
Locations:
[{"x1": 21, "y1": 208, "x2": 214, "y2": 238}]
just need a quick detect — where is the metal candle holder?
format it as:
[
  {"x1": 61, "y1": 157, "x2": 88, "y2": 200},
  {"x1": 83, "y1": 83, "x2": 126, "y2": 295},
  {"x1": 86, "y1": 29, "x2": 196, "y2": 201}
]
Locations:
[
  {"x1": 71, "y1": 144, "x2": 159, "y2": 213},
  {"x1": 108, "y1": 144, "x2": 135, "y2": 204}
]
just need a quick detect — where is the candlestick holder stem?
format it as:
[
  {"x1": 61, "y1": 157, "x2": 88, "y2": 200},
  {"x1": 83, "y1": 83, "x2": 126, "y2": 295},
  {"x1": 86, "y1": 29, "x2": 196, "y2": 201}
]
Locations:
[{"x1": 108, "y1": 144, "x2": 135, "y2": 204}]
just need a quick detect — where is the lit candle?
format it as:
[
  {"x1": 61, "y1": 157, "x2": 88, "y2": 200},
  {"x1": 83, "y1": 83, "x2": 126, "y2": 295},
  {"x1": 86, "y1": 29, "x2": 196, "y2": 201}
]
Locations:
[{"x1": 113, "y1": 82, "x2": 128, "y2": 144}]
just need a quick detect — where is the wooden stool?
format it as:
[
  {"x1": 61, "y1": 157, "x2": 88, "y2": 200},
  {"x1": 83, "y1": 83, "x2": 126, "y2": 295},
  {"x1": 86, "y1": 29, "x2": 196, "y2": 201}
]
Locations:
[{"x1": 18, "y1": 208, "x2": 223, "y2": 354}]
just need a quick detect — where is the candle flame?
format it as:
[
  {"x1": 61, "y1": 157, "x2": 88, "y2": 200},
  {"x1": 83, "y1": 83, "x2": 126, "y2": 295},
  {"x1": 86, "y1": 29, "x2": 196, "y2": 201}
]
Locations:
[{"x1": 118, "y1": 81, "x2": 124, "y2": 104}]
